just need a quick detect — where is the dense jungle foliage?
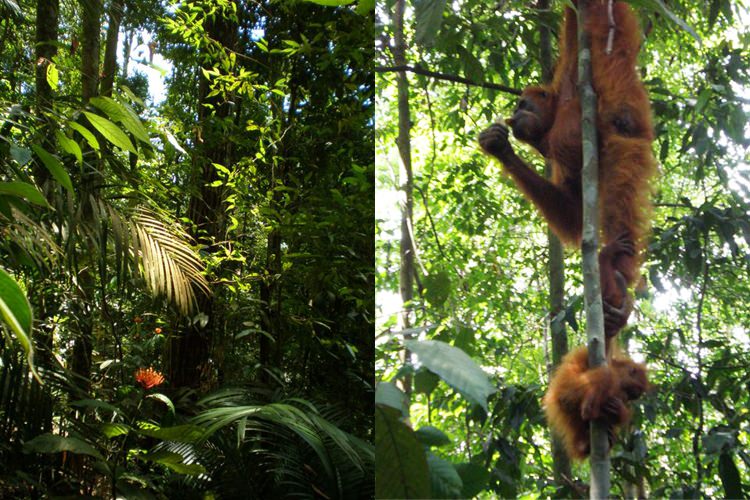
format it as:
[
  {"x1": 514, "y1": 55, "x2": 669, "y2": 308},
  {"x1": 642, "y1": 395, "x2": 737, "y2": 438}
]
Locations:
[
  {"x1": 0, "y1": 0, "x2": 375, "y2": 497},
  {"x1": 376, "y1": 0, "x2": 750, "y2": 497}
]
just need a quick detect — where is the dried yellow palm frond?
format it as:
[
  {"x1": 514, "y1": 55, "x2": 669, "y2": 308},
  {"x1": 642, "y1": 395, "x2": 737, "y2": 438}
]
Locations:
[{"x1": 129, "y1": 207, "x2": 210, "y2": 315}]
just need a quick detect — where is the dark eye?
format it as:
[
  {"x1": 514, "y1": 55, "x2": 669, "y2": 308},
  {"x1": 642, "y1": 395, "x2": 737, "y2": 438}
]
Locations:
[{"x1": 540, "y1": 91, "x2": 548, "y2": 98}]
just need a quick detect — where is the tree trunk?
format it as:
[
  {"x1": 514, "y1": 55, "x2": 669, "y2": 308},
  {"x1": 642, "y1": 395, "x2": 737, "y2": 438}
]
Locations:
[
  {"x1": 577, "y1": 1, "x2": 610, "y2": 496},
  {"x1": 35, "y1": 0, "x2": 58, "y2": 116},
  {"x1": 101, "y1": 0, "x2": 124, "y2": 97},
  {"x1": 34, "y1": 0, "x2": 59, "y2": 183},
  {"x1": 392, "y1": 0, "x2": 415, "y2": 398},
  {"x1": 70, "y1": 0, "x2": 102, "y2": 387},
  {"x1": 80, "y1": 0, "x2": 101, "y2": 101},
  {"x1": 168, "y1": 3, "x2": 238, "y2": 389}
]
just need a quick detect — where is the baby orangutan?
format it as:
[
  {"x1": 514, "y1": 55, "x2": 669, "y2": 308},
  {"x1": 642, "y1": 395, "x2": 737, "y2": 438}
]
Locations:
[{"x1": 543, "y1": 347, "x2": 649, "y2": 460}]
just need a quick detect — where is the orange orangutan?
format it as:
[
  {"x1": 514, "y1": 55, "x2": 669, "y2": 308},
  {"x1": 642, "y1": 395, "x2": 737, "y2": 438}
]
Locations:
[
  {"x1": 543, "y1": 347, "x2": 649, "y2": 460},
  {"x1": 479, "y1": 0, "x2": 656, "y2": 341}
]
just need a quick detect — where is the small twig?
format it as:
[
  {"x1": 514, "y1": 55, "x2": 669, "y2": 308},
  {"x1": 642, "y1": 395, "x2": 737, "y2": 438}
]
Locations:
[{"x1": 606, "y1": 0, "x2": 616, "y2": 55}]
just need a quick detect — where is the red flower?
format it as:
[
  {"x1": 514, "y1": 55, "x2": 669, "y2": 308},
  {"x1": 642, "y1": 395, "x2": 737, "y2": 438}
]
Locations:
[
  {"x1": 134, "y1": 316, "x2": 143, "y2": 324},
  {"x1": 134, "y1": 367, "x2": 165, "y2": 389},
  {"x1": 154, "y1": 327, "x2": 162, "y2": 335}
]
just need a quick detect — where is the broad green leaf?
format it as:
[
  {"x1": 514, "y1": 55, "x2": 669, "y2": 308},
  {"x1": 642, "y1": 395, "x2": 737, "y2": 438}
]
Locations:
[
  {"x1": 56, "y1": 130, "x2": 83, "y2": 164},
  {"x1": 46, "y1": 62, "x2": 59, "y2": 89},
  {"x1": 9, "y1": 144, "x2": 31, "y2": 166},
  {"x1": 455, "y1": 463, "x2": 490, "y2": 499},
  {"x1": 426, "y1": 452, "x2": 463, "y2": 498},
  {"x1": 83, "y1": 112, "x2": 136, "y2": 153},
  {"x1": 68, "y1": 121, "x2": 100, "y2": 150},
  {"x1": 146, "y1": 393, "x2": 175, "y2": 415},
  {"x1": 31, "y1": 144, "x2": 73, "y2": 193},
  {"x1": 414, "y1": 369, "x2": 439, "y2": 395},
  {"x1": 303, "y1": 0, "x2": 354, "y2": 5},
  {"x1": 23, "y1": 434, "x2": 102, "y2": 460},
  {"x1": 375, "y1": 382, "x2": 408, "y2": 416},
  {"x1": 405, "y1": 340, "x2": 495, "y2": 411},
  {"x1": 423, "y1": 270, "x2": 451, "y2": 307},
  {"x1": 141, "y1": 449, "x2": 206, "y2": 475},
  {"x1": 164, "y1": 130, "x2": 187, "y2": 154},
  {"x1": 0, "y1": 181, "x2": 50, "y2": 207},
  {"x1": 89, "y1": 96, "x2": 149, "y2": 144},
  {"x1": 375, "y1": 405, "x2": 431, "y2": 499},
  {"x1": 0, "y1": 268, "x2": 38, "y2": 381},
  {"x1": 136, "y1": 423, "x2": 204, "y2": 443},
  {"x1": 414, "y1": 0, "x2": 447, "y2": 46},
  {"x1": 355, "y1": 0, "x2": 374, "y2": 14},
  {"x1": 100, "y1": 423, "x2": 131, "y2": 438},
  {"x1": 415, "y1": 426, "x2": 451, "y2": 447}
]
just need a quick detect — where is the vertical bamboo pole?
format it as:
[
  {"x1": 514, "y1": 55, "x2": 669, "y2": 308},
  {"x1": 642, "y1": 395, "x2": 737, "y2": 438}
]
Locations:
[{"x1": 577, "y1": 0, "x2": 611, "y2": 496}]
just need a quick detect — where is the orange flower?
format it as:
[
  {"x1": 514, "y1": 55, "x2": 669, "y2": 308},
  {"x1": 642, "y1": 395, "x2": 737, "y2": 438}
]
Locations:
[
  {"x1": 134, "y1": 367, "x2": 165, "y2": 389},
  {"x1": 134, "y1": 316, "x2": 143, "y2": 324},
  {"x1": 154, "y1": 327, "x2": 162, "y2": 334}
]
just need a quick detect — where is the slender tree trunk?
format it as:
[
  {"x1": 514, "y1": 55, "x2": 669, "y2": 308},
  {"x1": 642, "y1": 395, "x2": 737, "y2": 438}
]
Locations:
[
  {"x1": 392, "y1": 0, "x2": 415, "y2": 398},
  {"x1": 577, "y1": 1, "x2": 610, "y2": 496},
  {"x1": 538, "y1": 0, "x2": 571, "y2": 484},
  {"x1": 34, "y1": 0, "x2": 59, "y2": 182},
  {"x1": 70, "y1": 0, "x2": 102, "y2": 387},
  {"x1": 80, "y1": 0, "x2": 101, "y2": 101},
  {"x1": 35, "y1": 0, "x2": 59, "y2": 117},
  {"x1": 121, "y1": 29, "x2": 132, "y2": 80},
  {"x1": 101, "y1": 0, "x2": 124, "y2": 97},
  {"x1": 168, "y1": 3, "x2": 238, "y2": 389}
]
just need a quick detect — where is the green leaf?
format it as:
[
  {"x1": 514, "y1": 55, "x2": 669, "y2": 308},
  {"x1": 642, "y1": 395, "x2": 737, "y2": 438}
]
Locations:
[
  {"x1": 375, "y1": 382, "x2": 408, "y2": 416},
  {"x1": 405, "y1": 340, "x2": 495, "y2": 411},
  {"x1": 414, "y1": 0, "x2": 447, "y2": 46},
  {"x1": 83, "y1": 112, "x2": 136, "y2": 153},
  {"x1": 415, "y1": 426, "x2": 451, "y2": 447},
  {"x1": 0, "y1": 268, "x2": 38, "y2": 381},
  {"x1": 23, "y1": 434, "x2": 102, "y2": 460},
  {"x1": 10, "y1": 144, "x2": 31, "y2": 166},
  {"x1": 31, "y1": 144, "x2": 73, "y2": 193},
  {"x1": 375, "y1": 405, "x2": 431, "y2": 499},
  {"x1": 141, "y1": 449, "x2": 206, "y2": 475},
  {"x1": 423, "y1": 270, "x2": 451, "y2": 307},
  {"x1": 68, "y1": 121, "x2": 100, "y2": 150},
  {"x1": 627, "y1": 0, "x2": 701, "y2": 43},
  {"x1": 136, "y1": 424, "x2": 204, "y2": 443},
  {"x1": 303, "y1": 0, "x2": 354, "y2": 5},
  {"x1": 455, "y1": 463, "x2": 490, "y2": 499},
  {"x1": 46, "y1": 62, "x2": 59, "y2": 89},
  {"x1": 100, "y1": 423, "x2": 131, "y2": 438},
  {"x1": 146, "y1": 393, "x2": 175, "y2": 415},
  {"x1": 355, "y1": 0, "x2": 374, "y2": 14},
  {"x1": 56, "y1": 131, "x2": 83, "y2": 164},
  {"x1": 414, "y1": 369, "x2": 439, "y2": 395},
  {"x1": 89, "y1": 96, "x2": 150, "y2": 144},
  {"x1": 0, "y1": 181, "x2": 50, "y2": 207},
  {"x1": 426, "y1": 452, "x2": 463, "y2": 498}
]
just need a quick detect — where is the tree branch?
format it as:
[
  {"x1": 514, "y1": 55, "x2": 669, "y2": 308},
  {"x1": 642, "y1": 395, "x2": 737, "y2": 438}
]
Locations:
[{"x1": 375, "y1": 65, "x2": 522, "y2": 95}]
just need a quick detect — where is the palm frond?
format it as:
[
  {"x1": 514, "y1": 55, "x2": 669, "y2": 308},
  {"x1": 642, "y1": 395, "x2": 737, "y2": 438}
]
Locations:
[
  {"x1": 191, "y1": 398, "x2": 374, "y2": 498},
  {"x1": 129, "y1": 207, "x2": 211, "y2": 315},
  {"x1": 1, "y1": 207, "x2": 62, "y2": 271}
]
